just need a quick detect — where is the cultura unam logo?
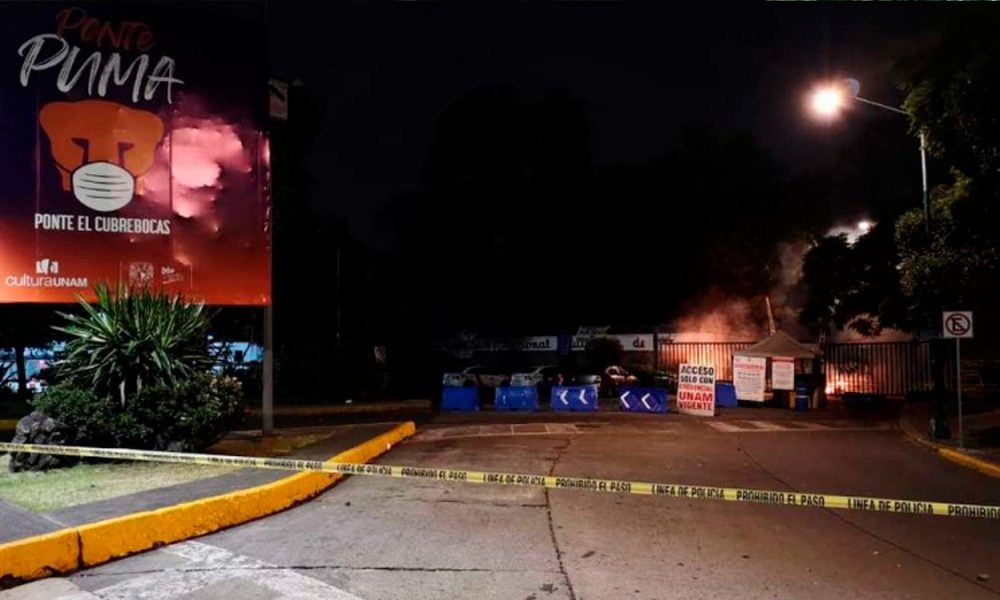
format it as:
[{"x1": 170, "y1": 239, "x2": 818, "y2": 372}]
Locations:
[{"x1": 6, "y1": 258, "x2": 87, "y2": 288}]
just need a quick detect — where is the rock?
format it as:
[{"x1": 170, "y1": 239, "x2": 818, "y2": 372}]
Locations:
[
  {"x1": 164, "y1": 440, "x2": 193, "y2": 453},
  {"x1": 8, "y1": 411, "x2": 75, "y2": 472},
  {"x1": 977, "y1": 573, "x2": 989, "y2": 582}
]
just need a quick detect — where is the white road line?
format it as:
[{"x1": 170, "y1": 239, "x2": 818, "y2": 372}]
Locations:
[
  {"x1": 705, "y1": 420, "x2": 891, "y2": 433},
  {"x1": 411, "y1": 423, "x2": 583, "y2": 442},
  {"x1": 92, "y1": 541, "x2": 362, "y2": 600},
  {"x1": 705, "y1": 421, "x2": 745, "y2": 432},
  {"x1": 747, "y1": 420, "x2": 793, "y2": 431}
]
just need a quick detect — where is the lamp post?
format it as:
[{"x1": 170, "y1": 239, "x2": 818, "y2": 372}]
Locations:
[
  {"x1": 810, "y1": 79, "x2": 930, "y2": 237},
  {"x1": 810, "y1": 78, "x2": 947, "y2": 439}
]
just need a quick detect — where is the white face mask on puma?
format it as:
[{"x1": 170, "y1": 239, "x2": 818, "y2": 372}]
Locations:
[{"x1": 71, "y1": 161, "x2": 136, "y2": 212}]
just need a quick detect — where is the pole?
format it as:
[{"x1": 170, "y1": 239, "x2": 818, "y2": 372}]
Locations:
[
  {"x1": 957, "y1": 337, "x2": 963, "y2": 449},
  {"x1": 261, "y1": 130, "x2": 274, "y2": 436},
  {"x1": 849, "y1": 93, "x2": 946, "y2": 438},
  {"x1": 263, "y1": 304, "x2": 274, "y2": 434},
  {"x1": 335, "y1": 243, "x2": 342, "y2": 346},
  {"x1": 920, "y1": 132, "x2": 930, "y2": 239},
  {"x1": 918, "y1": 131, "x2": 945, "y2": 438}
]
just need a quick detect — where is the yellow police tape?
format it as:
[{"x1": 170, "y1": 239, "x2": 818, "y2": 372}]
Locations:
[{"x1": 1, "y1": 442, "x2": 998, "y2": 520}]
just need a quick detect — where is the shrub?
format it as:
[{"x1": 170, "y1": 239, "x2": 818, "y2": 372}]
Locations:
[
  {"x1": 128, "y1": 373, "x2": 245, "y2": 450},
  {"x1": 32, "y1": 374, "x2": 244, "y2": 452},
  {"x1": 54, "y1": 283, "x2": 213, "y2": 406},
  {"x1": 31, "y1": 385, "x2": 118, "y2": 447}
]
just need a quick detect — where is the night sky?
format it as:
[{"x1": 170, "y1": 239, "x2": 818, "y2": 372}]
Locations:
[{"x1": 269, "y1": 2, "x2": 944, "y2": 250}]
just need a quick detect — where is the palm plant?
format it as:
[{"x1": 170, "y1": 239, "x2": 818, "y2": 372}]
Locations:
[{"x1": 54, "y1": 283, "x2": 214, "y2": 406}]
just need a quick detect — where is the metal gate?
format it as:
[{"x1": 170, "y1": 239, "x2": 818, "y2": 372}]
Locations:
[
  {"x1": 822, "y1": 341, "x2": 953, "y2": 396},
  {"x1": 657, "y1": 340, "x2": 950, "y2": 395}
]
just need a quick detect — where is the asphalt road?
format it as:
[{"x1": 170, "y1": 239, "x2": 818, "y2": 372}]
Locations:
[{"x1": 47, "y1": 410, "x2": 1000, "y2": 599}]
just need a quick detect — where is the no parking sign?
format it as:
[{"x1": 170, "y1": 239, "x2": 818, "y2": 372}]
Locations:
[
  {"x1": 943, "y1": 311, "x2": 973, "y2": 339},
  {"x1": 942, "y1": 311, "x2": 973, "y2": 448}
]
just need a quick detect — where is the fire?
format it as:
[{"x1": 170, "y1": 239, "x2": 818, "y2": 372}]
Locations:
[{"x1": 825, "y1": 379, "x2": 848, "y2": 395}]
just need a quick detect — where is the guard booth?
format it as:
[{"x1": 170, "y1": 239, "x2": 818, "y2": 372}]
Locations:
[{"x1": 732, "y1": 331, "x2": 822, "y2": 409}]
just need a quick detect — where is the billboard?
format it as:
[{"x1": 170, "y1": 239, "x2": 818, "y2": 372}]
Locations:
[{"x1": 0, "y1": 4, "x2": 269, "y2": 304}]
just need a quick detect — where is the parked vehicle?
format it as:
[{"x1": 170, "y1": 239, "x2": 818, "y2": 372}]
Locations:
[
  {"x1": 654, "y1": 370, "x2": 678, "y2": 392},
  {"x1": 604, "y1": 365, "x2": 638, "y2": 386},
  {"x1": 511, "y1": 366, "x2": 564, "y2": 396},
  {"x1": 604, "y1": 365, "x2": 638, "y2": 391},
  {"x1": 442, "y1": 365, "x2": 510, "y2": 388},
  {"x1": 564, "y1": 370, "x2": 603, "y2": 388}
]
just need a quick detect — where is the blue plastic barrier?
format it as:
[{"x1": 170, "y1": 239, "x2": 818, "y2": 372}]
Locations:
[
  {"x1": 495, "y1": 386, "x2": 539, "y2": 411},
  {"x1": 551, "y1": 385, "x2": 599, "y2": 412},
  {"x1": 441, "y1": 386, "x2": 479, "y2": 411},
  {"x1": 715, "y1": 381, "x2": 738, "y2": 408},
  {"x1": 618, "y1": 387, "x2": 668, "y2": 413}
]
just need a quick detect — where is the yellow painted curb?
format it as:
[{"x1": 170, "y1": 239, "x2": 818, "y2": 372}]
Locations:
[
  {"x1": 0, "y1": 530, "x2": 78, "y2": 583},
  {"x1": 0, "y1": 422, "x2": 415, "y2": 582},
  {"x1": 0, "y1": 420, "x2": 17, "y2": 432},
  {"x1": 898, "y1": 412, "x2": 1000, "y2": 481},
  {"x1": 938, "y1": 447, "x2": 1000, "y2": 480}
]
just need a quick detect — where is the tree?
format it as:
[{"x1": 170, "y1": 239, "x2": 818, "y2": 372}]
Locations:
[
  {"x1": 897, "y1": 9, "x2": 1000, "y2": 203},
  {"x1": 799, "y1": 224, "x2": 910, "y2": 338},
  {"x1": 895, "y1": 173, "x2": 1000, "y2": 325},
  {"x1": 894, "y1": 10, "x2": 1000, "y2": 336}
]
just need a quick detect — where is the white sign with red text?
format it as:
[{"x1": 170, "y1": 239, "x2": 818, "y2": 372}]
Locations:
[
  {"x1": 771, "y1": 356, "x2": 795, "y2": 391},
  {"x1": 734, "y1": 355, "x2": 766, "y2": 402},
  {"x1": 677, "y1": 363, "x2": 716, "y2": 417}
]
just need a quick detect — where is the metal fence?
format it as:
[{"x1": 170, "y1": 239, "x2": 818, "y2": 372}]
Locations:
[
  {"x1": 657, "y1": 340, "x2": 951, "y2": 395},
  {"x1": 657, "y1": 342, "x2": 754, "y2": 382},
  {"x1": 823, "y1": 342, "x2": 942, "y2": 396}
]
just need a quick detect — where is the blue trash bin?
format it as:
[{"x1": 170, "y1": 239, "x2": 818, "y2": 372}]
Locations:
[
  {"x1": 715, "y1": 381, "x2": 738, "y2": 408},
  {"x1": 795, "y1": 384, "x2": 809, "y2": 411}
]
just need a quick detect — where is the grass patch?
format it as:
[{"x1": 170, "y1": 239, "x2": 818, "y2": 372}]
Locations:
[
  {"x1": 0, "y1": 455, "x2": 237, "y2": 512},
  {"x1": 0, "y1": 431, "x2": 331, "y2": 512}
]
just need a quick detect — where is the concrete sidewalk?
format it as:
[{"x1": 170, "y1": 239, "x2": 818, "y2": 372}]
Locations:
[
  {"x1": 0, "y1": 423, "x2": 400, "y2": 544},
  {"x1": 900, "y1": 400, "x2": 1000, "y2": 477}
]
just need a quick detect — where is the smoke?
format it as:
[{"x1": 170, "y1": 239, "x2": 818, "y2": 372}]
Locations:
[
  {"x1": 770, "y1": 240, "x2": 809, "y2": 339},
  {"x1": 825, "y1": 220, "x2": 872, "y2": 245},
  {"x1": 668, "y1": 290, "x2": 764, "y2": 342},
  {"x1": 667, "y1": 239, "x2": 810, "y2": 342},
  {"x1": 666, "y1": 221, "x2": 912, "y2": 344}
]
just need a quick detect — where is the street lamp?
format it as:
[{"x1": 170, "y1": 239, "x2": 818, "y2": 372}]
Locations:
[
  {"x1": 809, "y1": 78, "x2": 930, "y2": 238},
  {"x1": 810, "y1": 78, "x2": 947, "y2": 439}
]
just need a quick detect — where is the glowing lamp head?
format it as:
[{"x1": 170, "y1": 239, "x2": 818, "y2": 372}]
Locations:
[{"x1": 811, "y1": 87, "x2": 845, "y2": 117}]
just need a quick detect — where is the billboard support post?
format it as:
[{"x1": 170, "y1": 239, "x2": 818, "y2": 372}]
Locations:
[{"x1": 262, "y1": 303, "x2": 274, "y2": 435}]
